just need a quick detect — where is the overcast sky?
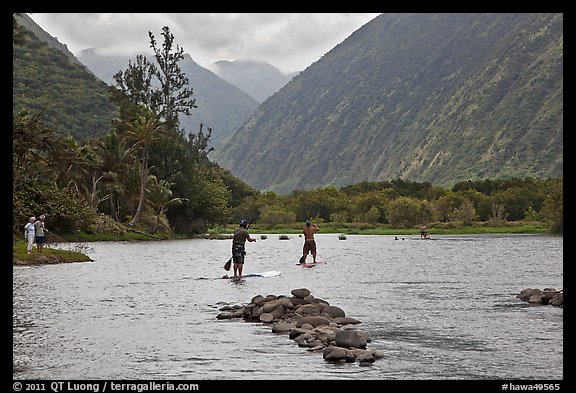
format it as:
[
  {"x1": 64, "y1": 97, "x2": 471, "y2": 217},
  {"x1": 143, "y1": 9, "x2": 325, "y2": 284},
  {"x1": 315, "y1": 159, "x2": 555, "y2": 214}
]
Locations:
[{"x1": 27, "y1": 13, "x2": 381, "y2": 74}]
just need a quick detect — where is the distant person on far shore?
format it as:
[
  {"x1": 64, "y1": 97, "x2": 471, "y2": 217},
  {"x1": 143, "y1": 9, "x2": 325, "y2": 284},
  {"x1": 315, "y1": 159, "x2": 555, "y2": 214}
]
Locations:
[
  {"x1": 24, "y1": 216, "x2": 36, "y2": 254},
  {"x1": 34, "y1": 214, "x2": 48, "y2": 253}
]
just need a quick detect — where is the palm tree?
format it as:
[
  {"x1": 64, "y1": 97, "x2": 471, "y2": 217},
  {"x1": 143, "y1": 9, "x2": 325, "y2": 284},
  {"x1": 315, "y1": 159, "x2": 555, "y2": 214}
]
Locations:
[
  {"x1": 97, "y1": 130, "x2": 135, "y2": 221},
  {"x1": 146, "y1": 176, "x2": 187, "y2": 234},
  {"x1": 125, "y1": 111, "x2": 164, "y2": 226}
]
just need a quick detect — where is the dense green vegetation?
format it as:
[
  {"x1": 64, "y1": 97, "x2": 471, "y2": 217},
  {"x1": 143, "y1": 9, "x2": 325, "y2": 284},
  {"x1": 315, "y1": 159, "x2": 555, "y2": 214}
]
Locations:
[
  {"x1": 13, "y1": 15, "x2": 118, "y2": 141},
  {"x1": 225, "y1": 178, "x2": 562, "y2": 235},
  {"x1": 12, "y1": 21, "x2": 256, "y2": 240},
  {"x1": 212, "y1": 13, "x2": 563, "y2": 194},
  {"x1": 12, "y1": 16, "x2": 563, "y2": 250}
]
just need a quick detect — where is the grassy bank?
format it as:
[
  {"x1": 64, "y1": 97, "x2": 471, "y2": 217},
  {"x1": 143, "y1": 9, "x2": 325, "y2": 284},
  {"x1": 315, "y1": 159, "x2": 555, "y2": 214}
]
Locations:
[{"x1": 13, "y1": 239, "x2": 92, "y2": 265}]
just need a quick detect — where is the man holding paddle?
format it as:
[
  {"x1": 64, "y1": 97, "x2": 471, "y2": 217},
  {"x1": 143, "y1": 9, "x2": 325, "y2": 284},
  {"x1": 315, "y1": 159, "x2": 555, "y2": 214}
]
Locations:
[{"x1": 230, "y1": 218, "x2": 256, "y2": 279}]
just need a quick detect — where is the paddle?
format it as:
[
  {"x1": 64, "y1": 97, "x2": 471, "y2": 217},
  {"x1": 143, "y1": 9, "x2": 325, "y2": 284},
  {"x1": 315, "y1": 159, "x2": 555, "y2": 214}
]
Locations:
[{"x1": 224, "y1": 217, "x2": 254, "y2": 271}]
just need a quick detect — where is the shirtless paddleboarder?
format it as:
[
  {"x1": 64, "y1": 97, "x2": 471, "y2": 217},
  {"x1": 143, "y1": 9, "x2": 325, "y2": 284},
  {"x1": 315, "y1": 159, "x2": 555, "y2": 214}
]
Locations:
[{"x1": 299, "y1": 220, "x2": 319, "y2": 264}]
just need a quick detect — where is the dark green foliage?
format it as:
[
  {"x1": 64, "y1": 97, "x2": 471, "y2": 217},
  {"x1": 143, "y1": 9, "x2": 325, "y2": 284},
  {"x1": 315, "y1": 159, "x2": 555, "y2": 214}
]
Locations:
[
  {"x1": 212, "y1": 13, "x2": 563, "y2": 194},
  {"x1": 12, "y1": 23, "x2": 257, "y2": 236},
  {"x1": 13, "y1": 183, "x2": 95, "y2": 234}
]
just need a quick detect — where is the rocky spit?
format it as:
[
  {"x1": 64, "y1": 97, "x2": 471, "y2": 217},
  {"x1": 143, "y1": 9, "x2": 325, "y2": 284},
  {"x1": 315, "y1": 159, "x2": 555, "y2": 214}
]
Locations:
[
  {"x1": 216, "y1": 288, "x2": 384, "y2": 364},
  {"x1": 516, "y1": 287, "x2": 563, "y2": 307}
]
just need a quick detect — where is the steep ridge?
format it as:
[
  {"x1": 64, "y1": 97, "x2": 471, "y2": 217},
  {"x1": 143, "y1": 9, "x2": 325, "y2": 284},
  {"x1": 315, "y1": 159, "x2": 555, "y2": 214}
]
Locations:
[{"x1": 210, "y1": 13, "x2": 563, "y2": 193}]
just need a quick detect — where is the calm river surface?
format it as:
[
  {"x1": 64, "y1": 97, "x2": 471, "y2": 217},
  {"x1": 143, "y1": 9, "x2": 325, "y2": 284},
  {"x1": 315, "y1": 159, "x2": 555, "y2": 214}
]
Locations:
[{"x1": 13, "y1": 234, "x2": 563, "y2": 380}]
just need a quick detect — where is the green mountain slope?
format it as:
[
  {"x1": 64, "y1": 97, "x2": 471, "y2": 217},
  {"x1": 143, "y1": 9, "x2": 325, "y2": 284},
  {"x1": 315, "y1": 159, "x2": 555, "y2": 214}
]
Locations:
[
  {"x1": 210, "y1": 13, "x2": 563, "y2": 194},
  {"x1": 16, "y1": 14, "x2": 84, "y2": 68},
  {"x1": 13, "y1": 14, "x2": 118, "y2": 140}
]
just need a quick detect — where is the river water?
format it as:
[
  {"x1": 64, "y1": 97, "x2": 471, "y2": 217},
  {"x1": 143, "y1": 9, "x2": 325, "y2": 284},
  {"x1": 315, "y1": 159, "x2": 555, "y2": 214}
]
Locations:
[{"x1": 13, "y1": 234, "x2": 563, "y2": 381}]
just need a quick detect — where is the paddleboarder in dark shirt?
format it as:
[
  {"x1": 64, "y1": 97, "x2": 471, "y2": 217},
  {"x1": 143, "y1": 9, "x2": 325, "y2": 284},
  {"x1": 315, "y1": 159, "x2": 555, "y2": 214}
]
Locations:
[
  {"x1": 232, "y1": 219, "x2": 256, "y2": 279},
  {"x1": 300, "y1": 220, "x2": 319, "y2": 264}
]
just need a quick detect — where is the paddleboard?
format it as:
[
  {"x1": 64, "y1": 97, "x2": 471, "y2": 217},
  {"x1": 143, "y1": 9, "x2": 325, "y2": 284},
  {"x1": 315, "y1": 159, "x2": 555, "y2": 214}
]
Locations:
[
  {"x1": 296, "y1": 261, "x2": 327, "y2": 267},
  {"x1": 251, "y1": 270, "x2": 282, "y2": 277},
  {"x1": 228, "y1": 270, "x2": 282, "y2": 279},
  {"x1": 198, "y1": 271, "x2": 282, "y2": 280}
]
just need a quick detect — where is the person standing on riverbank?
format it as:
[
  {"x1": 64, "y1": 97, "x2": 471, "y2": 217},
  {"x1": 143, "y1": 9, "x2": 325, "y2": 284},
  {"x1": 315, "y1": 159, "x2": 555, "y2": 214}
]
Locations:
[
  {"x1": 33, "y1": 214, "x2": 48, "y2": 253},
  {"x1": 24, "y1": 217, "x2": 36, "y2": 254},
  {"x1": 300, "y1": 220, "x2": 319, "y2": 264},
  {"x1": 232, "y1": 219, "x2": 256, "y2": 279}
]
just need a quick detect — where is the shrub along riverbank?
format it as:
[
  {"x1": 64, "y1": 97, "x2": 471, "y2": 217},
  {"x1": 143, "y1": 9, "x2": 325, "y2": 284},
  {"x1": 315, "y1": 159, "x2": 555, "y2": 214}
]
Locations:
[{"x1": 208, "y1": 221, "x2": 551, "y2": 236}]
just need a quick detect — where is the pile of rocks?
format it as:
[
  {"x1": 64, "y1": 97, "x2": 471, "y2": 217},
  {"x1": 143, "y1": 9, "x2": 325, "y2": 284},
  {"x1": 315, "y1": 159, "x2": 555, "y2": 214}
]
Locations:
[
  {"x1": 516, "y1": 287, "x2": 563, "y2": 307},
  {"x1": 216, "y1": 288, "x2": 384, "y2": 364}
]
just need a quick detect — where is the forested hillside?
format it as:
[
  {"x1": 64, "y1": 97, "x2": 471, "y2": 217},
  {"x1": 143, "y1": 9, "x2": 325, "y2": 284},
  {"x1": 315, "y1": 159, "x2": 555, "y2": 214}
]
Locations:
[
  {"x1": 211, "y1": 13, "x2": 563, "y2": 194},
  {"x1": 13, "y1": 14, "x2": 118, "y2": 141}
]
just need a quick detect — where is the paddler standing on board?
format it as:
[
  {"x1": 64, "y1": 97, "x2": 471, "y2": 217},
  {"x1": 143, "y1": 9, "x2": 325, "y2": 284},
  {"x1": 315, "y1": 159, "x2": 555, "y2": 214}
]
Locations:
[
  {"x1": 300, "y1": 220, "x2": 319, "y2": 264},
  {"x1": 232, "y1": 219, "x2": 256, "y2": 279}
]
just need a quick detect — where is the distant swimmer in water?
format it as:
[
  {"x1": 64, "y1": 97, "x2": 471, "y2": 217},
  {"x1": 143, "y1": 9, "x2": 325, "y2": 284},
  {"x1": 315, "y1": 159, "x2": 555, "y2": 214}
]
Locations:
[{"x1": 420, "y1": 224, "x2": 427, "y2": 239}]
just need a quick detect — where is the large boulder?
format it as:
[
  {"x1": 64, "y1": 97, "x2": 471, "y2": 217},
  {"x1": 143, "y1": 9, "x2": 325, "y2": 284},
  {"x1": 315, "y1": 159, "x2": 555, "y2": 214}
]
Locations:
[
  {"x1": 259, "y1": 313, "x2": 274, "y2": 323},
  {"x1": 297, "y1": 315, "x2": 332, "y2": 327},
  {"x1": 295, "y1": 303, "x2": 321, "y2": 316},
  {"x1": 333, "y1": 316, "x2": 362, "y2": 325},
  {"x1": 540, "y1": 289, "x2": 560, "y2": 305},
  {"x1": 335, "y1": 329, "x2": 367, "y2": 349},
  {"x1": 323, "y1": 346, "x2": 356, "y2": 362},
  {"x1": 549, "y1": 293, "x2": 563, "y2": 307},
  {"x1": 322, "y1": 305, "x2": 346, "y2": 318},
  {"x1": 272, "y1": 322, "x2": 297, "y2": 333},
  {"x1": 291, "y1": 288, "x2": 311, "y2": 298},
  {"x1": 517, "y1": 288, "x2": 540, "y2": 301}
]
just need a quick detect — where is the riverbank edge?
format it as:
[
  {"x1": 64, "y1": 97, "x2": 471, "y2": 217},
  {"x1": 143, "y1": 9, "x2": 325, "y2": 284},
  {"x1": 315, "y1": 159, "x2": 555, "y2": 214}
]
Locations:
[
  {"x1": 13, "y1": 239, "x2": 93, "y2": 266},
  {"x1": 12, "y1": 223, "x2": 557, "y2": 266}
]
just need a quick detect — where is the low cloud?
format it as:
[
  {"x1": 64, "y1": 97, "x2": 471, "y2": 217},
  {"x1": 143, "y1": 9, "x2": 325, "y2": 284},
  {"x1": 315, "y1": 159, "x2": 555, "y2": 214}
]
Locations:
[{"x1": 28, "y1": 13, "x2": 380, "y2": 73}]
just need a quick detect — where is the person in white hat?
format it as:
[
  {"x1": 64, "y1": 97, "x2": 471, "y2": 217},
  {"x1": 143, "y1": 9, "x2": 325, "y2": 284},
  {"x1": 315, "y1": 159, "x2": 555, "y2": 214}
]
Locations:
[{"x1": 24, "y1": 216, "x2": 36, "y2": 254}]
